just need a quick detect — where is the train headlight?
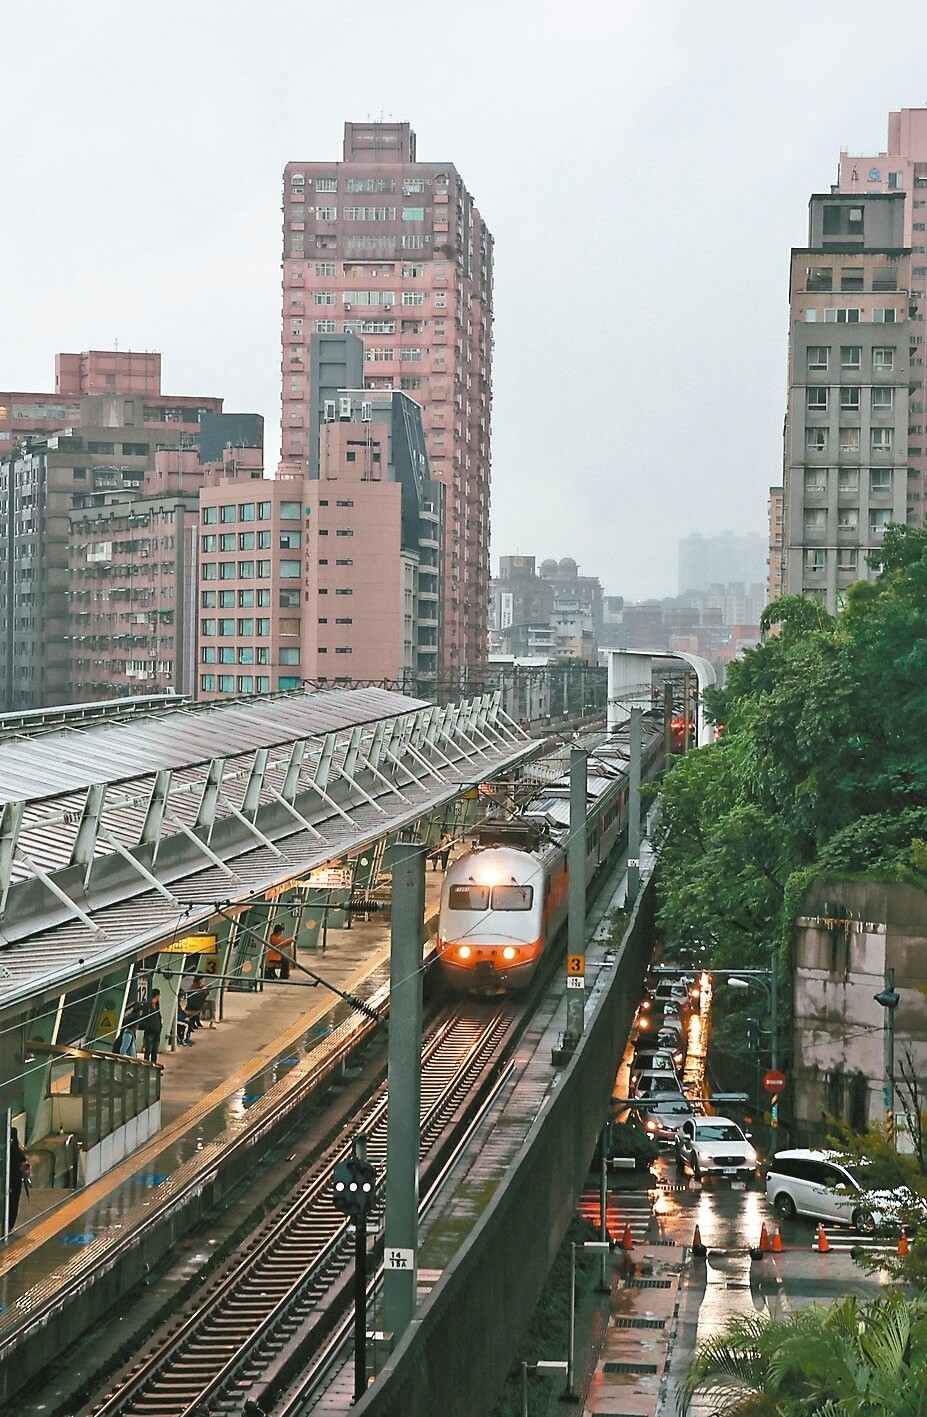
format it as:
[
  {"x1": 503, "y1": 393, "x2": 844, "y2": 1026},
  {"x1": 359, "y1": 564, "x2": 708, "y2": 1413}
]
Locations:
[
  {"x1": 457, "y1": 945, "x2": 472, "y2": 960},
  {"x1": 502, "y1": 946, "x2": 518, "y2": 961}
]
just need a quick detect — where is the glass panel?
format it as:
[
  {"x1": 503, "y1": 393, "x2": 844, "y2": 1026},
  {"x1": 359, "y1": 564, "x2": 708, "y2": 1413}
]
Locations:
[
  {"x1": 490, "y1": 885, "x2": 534, "y2": 910},
  {"x1": 448, "y1": 884, "x2": 490, "y2": 911}
]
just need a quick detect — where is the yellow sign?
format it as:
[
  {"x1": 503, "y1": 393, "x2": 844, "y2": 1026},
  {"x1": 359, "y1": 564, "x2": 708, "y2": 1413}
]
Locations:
[
  {"x1": 200, "y1": 954, "x2": 221, "y2": 975},
  {"x1": 161, "y1": 933, "x2": 218, "y2": 955},
  {"x1": 97, "y1": 1009, "x2": 118, "y2": 1035},
  {"x1": 567, "y1": 954, "x2": 585, "y2": 976}
]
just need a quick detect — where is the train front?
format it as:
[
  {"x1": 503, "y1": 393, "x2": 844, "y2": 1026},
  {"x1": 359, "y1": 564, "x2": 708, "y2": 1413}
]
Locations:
[{"x1": 436, "y1": 845, "x2": 545, "y2": 994}]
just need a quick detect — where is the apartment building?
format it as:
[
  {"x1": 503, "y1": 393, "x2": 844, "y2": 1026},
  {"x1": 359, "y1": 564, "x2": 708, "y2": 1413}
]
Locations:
[
  {"x1": 198, "y1": 376, "x2": 438, "y2": 699},
  {"x1": 783, "y1": 193, "x2": 911, "y2": 610},
  {"x1": 280, "y1": 121, "x2": 492, "y2": 683},
  {"x1": 767, "y1": 485, "x2": 784, "y2": 603}
]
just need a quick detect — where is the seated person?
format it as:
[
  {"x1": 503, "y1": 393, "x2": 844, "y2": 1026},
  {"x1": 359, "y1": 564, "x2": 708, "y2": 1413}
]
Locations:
[
  {"x1": 176, "y1": 994, "x2": 195, "y2": 1047},
  {"x1": 186, "y1": 976, "x2": 216, "y2": 1028}
]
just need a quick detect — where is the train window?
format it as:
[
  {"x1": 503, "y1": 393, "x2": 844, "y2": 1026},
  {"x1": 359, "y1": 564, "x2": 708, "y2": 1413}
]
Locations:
[
  {"x1": 491, "y1": 885, "x2": 533, "y2": 911},
  {"x1": 448, "y1": 885, "x2": 489, "y2": 911}
]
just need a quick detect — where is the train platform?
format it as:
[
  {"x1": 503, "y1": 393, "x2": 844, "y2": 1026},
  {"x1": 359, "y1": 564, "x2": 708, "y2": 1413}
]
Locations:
[{"x1": 0, "y1": 861, "x2": 448, "y2": 1307}]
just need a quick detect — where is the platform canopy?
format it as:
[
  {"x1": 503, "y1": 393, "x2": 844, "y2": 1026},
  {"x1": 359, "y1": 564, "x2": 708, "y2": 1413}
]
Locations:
[{"x1": 0, "y1": 689, "x2": 537, "y2": 1012}]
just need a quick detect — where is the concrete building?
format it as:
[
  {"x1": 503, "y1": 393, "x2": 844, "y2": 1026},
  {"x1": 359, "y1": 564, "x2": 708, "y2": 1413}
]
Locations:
[
  {"x1": 767, "y1": 485, "x2": 784, "y2": 604},
  {"x1": 280, "y1": 121, "x2": 492, "y2": 683},
  {"x1": 0, "y1": 355, "x2": 259, "y2": 711},
  {"x1": 783, "y1": 192, "x2": 911, "y2": 610},
  {"x1": 490, "y1": 555, "x2": 603, "y2": 659},
  {"x1": 0, "y1": 350, "x2": 223, "y2": 452},
  {"x1": 198, "y1": 385, "x2": 439, "y2": 699},
  {"x1": 836, "y1": 108, "x2": 927, "y2": 530}
]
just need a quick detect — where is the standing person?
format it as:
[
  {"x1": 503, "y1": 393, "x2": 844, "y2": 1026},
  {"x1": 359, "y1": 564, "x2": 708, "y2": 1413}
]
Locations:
[
  {"x1": 113, "y1": 998, "x2": 141, "y2": 1056},
  {"x1": 266, "y1": 922, "x2": 294, "y2": 980},
  {"x1": 8, "y1": 1127, "x2": 29, "y2": 1231},
  {"x1": 140, "y1": 990, "x2": 163, "y2": 1066},
  {"x1": 439, "y1": 834, "x2": 452, "y2": 870}
]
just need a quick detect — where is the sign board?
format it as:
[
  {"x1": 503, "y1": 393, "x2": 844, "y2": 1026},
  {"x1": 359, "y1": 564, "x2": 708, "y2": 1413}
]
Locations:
[
  {"x1": 566, "y1": 954, "x2": 585, "y2": 976},
  {"x1": 566, "y1": 975, "x2": 585, "y2": 991},
  {"x1": 384, "y1": 1247, "x2": 414, "y2": 1271},
  {"x1": 161, "y1": 933, "x2": 217, "y2": 955},
  {"x1": 763, "y1": 1070, "x2": 787, "y2": 1094}
]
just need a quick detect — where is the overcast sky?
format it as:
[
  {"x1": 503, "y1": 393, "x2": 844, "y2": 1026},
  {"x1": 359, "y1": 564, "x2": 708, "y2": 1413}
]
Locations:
[{"x1": 3, "y1": 0, "x2": 927, "y2": 598}]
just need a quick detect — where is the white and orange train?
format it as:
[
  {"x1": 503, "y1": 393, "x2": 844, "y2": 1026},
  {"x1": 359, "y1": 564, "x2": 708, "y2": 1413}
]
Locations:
[{"x1": 436, "y1": 717, "x2": 664, "y2": 994}]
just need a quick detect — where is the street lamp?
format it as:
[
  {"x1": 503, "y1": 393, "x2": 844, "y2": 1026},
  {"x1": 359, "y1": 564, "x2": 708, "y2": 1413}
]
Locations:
[
  {"x1": 562, "y1": 1240, "x2": 611, "y2": 1402},
  {"x1": 522, "y1": 1360, "x2": 568, "y2": 1416},
  {"x1": 727, "y1": 969, "x2": 779, "y2": 1128},
  {"x1": 874, "y1": 967, "x2": 900, "y2": 1147}
]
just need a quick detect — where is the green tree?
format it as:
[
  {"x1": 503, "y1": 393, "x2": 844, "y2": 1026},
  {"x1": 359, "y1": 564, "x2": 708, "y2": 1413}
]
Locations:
[{"x1": 681, "y1": 1291, "x2": 927, "y2": 1415}]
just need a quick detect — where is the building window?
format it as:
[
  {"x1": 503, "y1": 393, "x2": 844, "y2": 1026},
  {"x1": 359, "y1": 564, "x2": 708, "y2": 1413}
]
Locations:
[
  {"x1": 869, "y1": 508, "x2": 891, "y2": 536},
  {"x1": 402, "y1": 263, "x2": 424, "y2": 277},
  {"x1": 220, "y1": 505, "x2": 236, "y2": 523},
  {"x1": 838, "y1": 468, "x2": 859, "y2": 493},
  {"x1": 840, "y1": 346, "x2": 861, "y2": 370},
  {"x1": 202, "y1": 534, "x2": 217, "y2": 552},
  {"x1": 202, "y1": 563, "x2": 217, "y2": 581},
  {"x1": 315, "y1": 178, "x2": 337, "y2": 193},
  {"x1": 279, "y1": 648, "x2": 300, "y2": 665},
  {"x1": 238, "y1": 531, "x2": 255, "y2": 550},
  {"x1": 201, "y1": 618, "x2": 216, "y2": 635},
  {"x1": 806, "y1": 428, "x2": 828, "y2": 453},
  {"x1": 839, "y1": 429, "x2": 860, "y2": 452},
  {"x1": 837, "y1": 507, "x2": 858, "y2": 529},
  {"x1": 315, "y1": 262, "x2": 337, "y2": 275},
  {"x1": 366, "y1": 347, "x2": 395, "y2": 362},
  {"x1": 804, "y1": 549, "x2": 826, "y2": 573},
  {"x1": 335, "y1": 616, "x2": 353, "y2": 624},
  {"x1": 806, "y1": 266, "x2": 833, "y2": 291},
  {"x1": 402, "y1": 179, "x2": 425, "y2": 195},
  {"x1": 257, "y1": 559, "x2": 272, "y2": 577},
  {"x1": 218, "y1": 533, "x2": 235, "y2": 551},
  {"x1": 873, "y1": 308, "x2": 897, "y2": 323},
  {"x1": 401, "y1": 234, "x2": 425, "y2": 249},
  {"x1": 804, "y1": 469, "x2": 827, "y2": 494},
  {"x1": 873, "y1": 347, "x2": 895, "y2": 372},
  {"x1": 218, "y1": 590, "x2": 235, "y2": 607},
  {"x1": 840, "y1": 269, "x2": 864, "y2": 291},
  {"x1": 258, "y1": 501, "x2": 272, "y2": 519},
  {"x1": 218, "y1": 647, "x2": 235, "y2": 664},
  {"x1": 280, "y1": 501, "x2": 301, "y2": 519},
  {"x1": 402, "y1": 291, "x2": 424, "y2": 306},
  {"x1": 218, "y1": 618, "x2": 235, "y2": 636},
  {"x1": 279, "y1": 559, "x2": 301, "y2": 577},
  {"x1": 201, "y1": 646, "x2": 217, "y2": 663},
  {"x1": 401, "y1": 348, "x2": 424, "y2": 362},
  {"x1": 824, "y1": 308, "x2": 861, "y2": 323},
  {"x1": 335, "y1": 647, "x2": 353, "y2": 654},
  {"x1": 238, "y1": 589, "x2": 255, "y2": 607},
  {"x1": 201, "y1": 674, "x2": 216, "y2": 692},
  {"x1": 217, "y1": 675, "x2": 234, "y2": 693},
  {"x1": 871, "y1": 427, "x2": 893, "y2": 452},
  {"x1": 807, "y1": 387, "x2": 828, "y2": 411},
  {"x1": 256, "y1": 618, "x2": 271, "y2": 635},
  {"x1": 335, "y1": 557, "x2": 354, "y2": 566},
  {"x1": 315, "y1": 206, "x2": 337, "y2": 220},
  {"x1": 804, "y1": 508, "x2": 827, "y2": 534},
  {"x1": 256, "y1": 676, "x2": 270, "y2": 693},
  {"x1": 402, "y1": 206, "x2": 425, "y2": 221},
  {"x1": 870, "y1": 468, "x2": 893, "y2": 493},
  {"x1": 807, "y1": 346, "x2": 829, "y2": 371},
  {"x1": 237, "y1": 618, "x2": 255, "y2": 635},
  {"x1": 315, "y1": 291, "x2": 336, "y2": 305},
  {"x1": 871, "y1": 386, "x2": 894, "y2": 411},
  {"x1": 343, "y1": 206, "x2": 396, "y2": 221},
  {"x1": 279, "y1": 589, "x2": 300, "y2": 607},
  {"x1": 202, "y1": 590, "x2": 217, "y2": 608},
  {"x1": 335, "y1": 587, "x2": 354, "y2": 595},
  {"x1": 279, "y1": 530, "x2": 301, "y2": 550},
  {"x1": 840, "y1": 387, "x2": 860, "y2": 410},
  {"x1": 335, "y1": 529, "x2": 354, "y2": 537},
  {"x1": 335, "y1": 499, "x2": 354, "y2": 506},
  {"x1": 316, "y1": 320, "x2": 336, "y2": 333},
  {"x1": 219, "y1": 562, "x2": 236, "y2": 580},
  {"x1": 257, "y1": 589, "x2": 271, "y2": 606},
  {"x1": 202, "y1": 506, "x2": 217, "y2": 524},
  {"x1": 279, "y1": 617, "x2": 300, "y2": 636}
]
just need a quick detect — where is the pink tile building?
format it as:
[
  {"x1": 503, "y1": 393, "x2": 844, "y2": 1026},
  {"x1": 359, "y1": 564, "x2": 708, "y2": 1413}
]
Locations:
[{"x1": 279, "y1": 121, "x2": 492, "y2": 686}]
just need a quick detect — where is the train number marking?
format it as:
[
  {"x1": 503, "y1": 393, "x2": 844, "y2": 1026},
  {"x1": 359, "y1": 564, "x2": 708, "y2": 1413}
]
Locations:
[{"x1": 566, "y1": 954, "x2": 585, "y2": 976}]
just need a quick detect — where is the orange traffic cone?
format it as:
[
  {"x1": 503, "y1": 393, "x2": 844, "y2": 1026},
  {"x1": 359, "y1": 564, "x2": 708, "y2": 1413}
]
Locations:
[
  {"x1": 771, "y1": 1227, "x2": 784, "y2": 1253},
  {"x1": 898, "y1": 1230, "x2": 911, "y2": 1256},
  {"x1": 814, "y1": 1224, "x2": 830, "y2": 1253},
  {"x1": 759, "y1": 1223, "x2": 772, "y2": 1253},
  {"x1": 691, "y1": 1224, "x2": 707, "y2": 1258},
  {"x1": 621, "y1": 1223, "x2": 634, "y2": 1251}
]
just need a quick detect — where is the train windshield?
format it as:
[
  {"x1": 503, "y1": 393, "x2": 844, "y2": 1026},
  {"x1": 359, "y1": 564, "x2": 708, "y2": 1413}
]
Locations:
[
  {"x1": 448, "y1": 885, "x2": 490, "y2": 911},
  {"x1": 490, "y1": 885, "x2": 533, "y2": 911}
]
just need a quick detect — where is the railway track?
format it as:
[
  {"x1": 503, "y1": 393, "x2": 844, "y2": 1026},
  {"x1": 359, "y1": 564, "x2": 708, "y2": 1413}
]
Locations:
[{"x1": 85, "y1": 1000, "x2": 520, "y2": 1417}]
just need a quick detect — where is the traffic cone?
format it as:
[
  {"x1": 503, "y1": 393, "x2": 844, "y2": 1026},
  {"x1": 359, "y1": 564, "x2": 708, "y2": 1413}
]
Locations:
[
  {"x1": 691, "y1": 1224, "x2": 707, "y2": 1259},
  {"x1": 759, "y1": 1223, "x2": 772, "y2": 1253},
  {"x1": 771, "y1": 1227, "x2": 784, "y2": 1253},
  {"x1": 621, "y1": 1223, "x2": 634, "y2": 1251},
  {"x1": 898, "y1": 1230, "x2": 911, "y2": 1256},
  {"x1": 814, "y1": 1224, "x2": 830, "y2": 1253}
]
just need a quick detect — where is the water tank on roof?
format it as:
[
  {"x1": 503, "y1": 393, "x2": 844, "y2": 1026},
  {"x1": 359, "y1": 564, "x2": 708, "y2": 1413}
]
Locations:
[
  {"x1": 559, "y1": 557, "x2": 577, "y2": 575},
  {"x1": 539, "y1": 558, "x2": 558, "y2": 576}
]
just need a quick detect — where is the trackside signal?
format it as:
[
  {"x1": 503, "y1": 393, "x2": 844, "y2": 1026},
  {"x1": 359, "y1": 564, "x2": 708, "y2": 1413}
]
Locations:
[{"x1": 332, "y1": 1156, "x2": 378, "y2": 1218}]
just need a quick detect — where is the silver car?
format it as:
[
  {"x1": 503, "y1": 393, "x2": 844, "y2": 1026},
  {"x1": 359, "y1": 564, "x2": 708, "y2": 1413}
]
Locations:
[{"x1": 674, "y1": 1116, "x2": 759, "y2": 1183}]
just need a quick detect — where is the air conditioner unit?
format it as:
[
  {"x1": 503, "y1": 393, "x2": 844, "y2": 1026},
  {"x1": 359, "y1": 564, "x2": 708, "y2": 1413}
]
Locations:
[
  {"x1": 324, "y1": 400, "x2": 337, "y2": 422},
  {"x1": 339, "y1": 397, "x2": 352, "y2": 419},
  {"x1": 344, "y1": 302, "x2": 352, "y2": 310},
  {"x1": 361, "y1": 402, "x2": 372, "y2": 422}
]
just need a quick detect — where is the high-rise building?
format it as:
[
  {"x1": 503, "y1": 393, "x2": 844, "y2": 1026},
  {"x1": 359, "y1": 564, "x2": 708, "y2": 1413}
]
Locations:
[
  {"x1": 280, "y1": 121, "x2": 493, "y2": 684},
  {"x1": 767, "y1": 485, "x2": 784, "y2": 604},
  {"x1": 836, "y1": 108, "x2": 927, "y2": 529},
  {"x1": 782, "y1": 192, "x2": 911, "y2": 610},
  {"x1": 677, "y1": 532, "x2": 767, "y2": 595}
]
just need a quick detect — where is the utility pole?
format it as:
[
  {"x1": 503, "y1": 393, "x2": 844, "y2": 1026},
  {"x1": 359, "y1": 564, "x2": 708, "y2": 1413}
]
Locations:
[
  {"x1": 626, "y1": 707, "x2": 642, "y2": 907},
  {"x1": 564, "y1": 746, "x2": 587, "y2": 1050},
  {"x1": 875, "y1": 967, "x2": 900, "y2": 1147}
]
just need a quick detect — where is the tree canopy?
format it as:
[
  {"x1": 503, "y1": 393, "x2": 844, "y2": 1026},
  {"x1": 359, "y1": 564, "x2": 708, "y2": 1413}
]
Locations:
[{"x1": 656, "y1": 525, "x2": 927, "y2": 974}]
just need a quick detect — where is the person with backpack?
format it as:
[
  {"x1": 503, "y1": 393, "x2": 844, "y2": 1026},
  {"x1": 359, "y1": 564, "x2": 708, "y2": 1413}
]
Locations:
[{"x1": 140, "y1": 991, "x2": 163, "y2": 1066}]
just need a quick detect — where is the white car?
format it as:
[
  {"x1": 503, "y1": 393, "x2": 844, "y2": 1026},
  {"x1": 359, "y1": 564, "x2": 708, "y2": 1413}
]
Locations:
[
  {"x1": 766, "y1": 1149, "x2": 927, "y2": 1235},
  {"x1": 674, "y1": 1115, "x2": 759, "y2": 1183}
]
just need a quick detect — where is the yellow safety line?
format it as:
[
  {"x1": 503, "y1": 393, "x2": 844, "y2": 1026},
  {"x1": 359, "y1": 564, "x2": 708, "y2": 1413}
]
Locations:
[{"x1": 1, "y1": 942, "x2": 393, "y2": 1275}]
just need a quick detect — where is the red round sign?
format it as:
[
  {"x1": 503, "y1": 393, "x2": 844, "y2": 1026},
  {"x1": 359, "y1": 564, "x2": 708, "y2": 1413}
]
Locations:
[{"x1": 763, "y1": 1070, "x2": 786, "y2": 1094}]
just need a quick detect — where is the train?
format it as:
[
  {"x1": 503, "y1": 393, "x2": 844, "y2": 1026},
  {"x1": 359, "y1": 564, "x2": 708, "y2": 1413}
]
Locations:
[{"x1": 436, "y1": 715, "x2": 665, "y2": 994}]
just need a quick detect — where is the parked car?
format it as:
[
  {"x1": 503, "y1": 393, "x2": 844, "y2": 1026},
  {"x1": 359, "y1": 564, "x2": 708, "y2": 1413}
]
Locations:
[
  {"x1": 765, "y1": 1149, "x2": 926, "y2": 1235},
  {"x1": 674, "y1": 1116, "x2": 759, "y2": 1183},
  {"x1": 635, "y1": 1097, "x2": 695, "y2": 1142}
]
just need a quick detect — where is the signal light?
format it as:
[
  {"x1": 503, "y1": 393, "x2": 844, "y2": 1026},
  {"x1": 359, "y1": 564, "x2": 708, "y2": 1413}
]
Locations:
[
  {"x1": 502, "y1": 946, "x2": 517, "y2": 961},
  {"x1": 332, "y1": 1157, "x2": 378, "y2": 1218},
  {"x1": 458, "y1": 945, "x2": 472, "y2": 960}
]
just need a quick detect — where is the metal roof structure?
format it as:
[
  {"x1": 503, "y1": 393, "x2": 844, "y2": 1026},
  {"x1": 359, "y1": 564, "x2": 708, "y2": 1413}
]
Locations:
[{"x1": 0, "y1": 689, "x2": 537, "y2": 1014}]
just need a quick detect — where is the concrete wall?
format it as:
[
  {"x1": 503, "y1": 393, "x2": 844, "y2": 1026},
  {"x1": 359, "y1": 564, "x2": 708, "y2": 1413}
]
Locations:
[{"x1": 792, "y1": 878, "x2": 927, "y2": 1142}]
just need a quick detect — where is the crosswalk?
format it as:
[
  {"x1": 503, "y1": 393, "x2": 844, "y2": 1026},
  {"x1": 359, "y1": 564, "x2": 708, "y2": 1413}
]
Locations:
[
  {"x1": 576, "y1": 1185, "x2": 654, "y2": 1245},
  {"x1": 814, "y1": 1225, "x2": 904, "y2": 1255}
]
